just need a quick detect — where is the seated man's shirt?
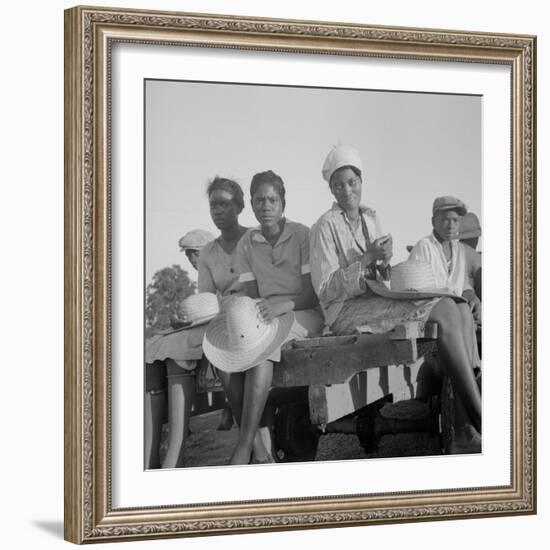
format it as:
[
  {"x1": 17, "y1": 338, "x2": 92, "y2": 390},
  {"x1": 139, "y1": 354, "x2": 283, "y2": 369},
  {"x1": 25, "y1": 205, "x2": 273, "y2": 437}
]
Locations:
[{"x1": 409, "y1": 233, "x2": 472, "y2": 296}]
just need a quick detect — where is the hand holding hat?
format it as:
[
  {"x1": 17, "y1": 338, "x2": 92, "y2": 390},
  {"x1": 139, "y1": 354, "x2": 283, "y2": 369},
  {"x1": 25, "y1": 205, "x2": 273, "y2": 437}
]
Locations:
[
  {"x1": 203, "y1": 296, "x2": 295, "y2": 373},
  {"x1": 156, "y1": 292, "x2": 220, "y2": 335}
]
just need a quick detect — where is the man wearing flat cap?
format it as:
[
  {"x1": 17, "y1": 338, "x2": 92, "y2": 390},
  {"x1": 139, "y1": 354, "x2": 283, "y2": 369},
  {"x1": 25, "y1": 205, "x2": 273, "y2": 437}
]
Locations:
[
  {"x1": 178, "y1": 228, "x2": 214, "y2": 271},
  {"x1": 408, "y1": 196, "x2": 481, "y2": 323}
]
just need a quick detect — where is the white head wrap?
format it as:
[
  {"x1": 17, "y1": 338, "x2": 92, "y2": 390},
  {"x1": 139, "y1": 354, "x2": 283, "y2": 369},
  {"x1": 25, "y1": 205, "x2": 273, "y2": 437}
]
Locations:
[{"x1": 322, "y1": 145, "x2": 363, "y2": 184}]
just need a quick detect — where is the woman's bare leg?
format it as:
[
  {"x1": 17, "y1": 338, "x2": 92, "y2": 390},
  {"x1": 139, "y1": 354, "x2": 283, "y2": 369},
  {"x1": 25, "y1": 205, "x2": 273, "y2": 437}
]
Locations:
[
  {"x1": 428, "y1": 298, "x2": 482, "y2": 432},
  {"x1": 144, "y1": 389, "x2": 166, "y2": 469},
  {"x1": 217, "y1": 369, "x2": 271, "y2": 462},
  {"x1": 230, "y1": 361, "x2": 273, "y2": 465},
  {"x1": 162, "y1": 360, "x2": 196, "y2": 469},
  {"x1": 456, "y1": 303, "x2": 477, "y2": 363},
  {"x1": 217, "y1": 370, "x2": 244, "y2": 422}
]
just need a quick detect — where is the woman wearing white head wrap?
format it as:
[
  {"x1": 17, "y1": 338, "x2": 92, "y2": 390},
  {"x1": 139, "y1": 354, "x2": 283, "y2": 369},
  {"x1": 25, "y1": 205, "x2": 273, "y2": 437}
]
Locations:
[{"x1": 310, "y1": 145, "x2": 482, "y2": 449}]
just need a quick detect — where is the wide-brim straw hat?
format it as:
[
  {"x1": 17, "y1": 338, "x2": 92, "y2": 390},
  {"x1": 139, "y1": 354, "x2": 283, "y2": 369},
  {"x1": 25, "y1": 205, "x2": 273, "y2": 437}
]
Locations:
[
  {"x1": 203, "y1": 296, "x2": 295, "y2": 373},
  {"x1": 156, "y1": 292, "x2": 219, "y2": 335},
  {"x1": 366, "y1": 259, "x2": 467, "y2": 303}
]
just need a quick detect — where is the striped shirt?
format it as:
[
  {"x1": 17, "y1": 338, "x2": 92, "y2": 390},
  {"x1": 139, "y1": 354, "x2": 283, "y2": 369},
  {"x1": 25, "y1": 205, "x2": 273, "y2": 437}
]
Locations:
[{"x1": 309, "y1": 202, "x2": 384, "y2": 327}]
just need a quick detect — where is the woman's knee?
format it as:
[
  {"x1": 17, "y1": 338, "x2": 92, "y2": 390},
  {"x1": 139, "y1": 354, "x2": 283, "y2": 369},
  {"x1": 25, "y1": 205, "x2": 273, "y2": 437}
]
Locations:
[
  {"x1": 456, "y1": 302, "x2": 474, "y2": 326},
  {"x1": 430, "y1": 297, "x2": 462, "y2": 332},
  {"x1": 246, "y1": 361, "x2": 274, "y2": 386}
]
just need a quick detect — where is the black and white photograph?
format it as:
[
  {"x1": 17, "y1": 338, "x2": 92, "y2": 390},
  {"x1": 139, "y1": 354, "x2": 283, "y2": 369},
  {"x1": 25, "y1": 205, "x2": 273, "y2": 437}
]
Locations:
[
  {"x1": 144, "y1": 79, "x2": 483, "y2": 469},
  {"x1": 58, "y1": 2, "x2": 537, "y2": 545}
]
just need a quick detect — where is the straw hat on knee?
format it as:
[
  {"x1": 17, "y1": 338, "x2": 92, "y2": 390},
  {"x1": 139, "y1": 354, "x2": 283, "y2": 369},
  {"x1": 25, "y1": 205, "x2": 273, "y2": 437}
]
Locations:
[
  {"x1": 156, "y1": 292, "x2": 220, "y2": 335},
  {"x1": 203, "y1": 296, "x2": 294, "y2": 373},
  {"x1": 366, "y1": 260, "x2": 467, "y2": 302}
]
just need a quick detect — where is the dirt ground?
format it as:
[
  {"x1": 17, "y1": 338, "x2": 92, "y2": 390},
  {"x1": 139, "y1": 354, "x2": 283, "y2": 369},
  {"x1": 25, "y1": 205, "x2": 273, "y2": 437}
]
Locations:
[{"x1": 161, "y1": 399, "x2": 442, "y2": 468}]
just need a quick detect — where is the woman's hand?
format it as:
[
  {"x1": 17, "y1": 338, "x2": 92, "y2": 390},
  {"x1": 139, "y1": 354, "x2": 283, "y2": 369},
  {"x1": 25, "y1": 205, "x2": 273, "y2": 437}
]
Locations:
[
  {"x1": 362, "y1": 235, "x2": 392, "y2": 267},
  {"x1": 380, "y1": 234, "x2": 393, "y2": 264},
  {"x1": 255, "y1": 299, "x2": 289, "y2": 323}
]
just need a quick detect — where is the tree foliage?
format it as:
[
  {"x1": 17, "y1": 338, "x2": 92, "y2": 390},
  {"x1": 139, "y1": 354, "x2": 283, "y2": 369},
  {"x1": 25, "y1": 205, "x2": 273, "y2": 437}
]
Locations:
[{"x1": 145, "y1": 265, "x2": 196, "y2": 330}]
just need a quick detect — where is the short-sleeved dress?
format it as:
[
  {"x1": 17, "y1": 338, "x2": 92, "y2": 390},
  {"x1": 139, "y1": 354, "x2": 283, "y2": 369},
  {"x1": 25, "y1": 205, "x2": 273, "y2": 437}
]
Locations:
[
  {"x1": 235, "y1": 219, "x2": 324, "y2": 362},
  {"x1": 145, "y1": 237, "x2": 244, "y2": 370},
  {"x1": 309, "y1": 203, "x2": 439, "y2": 336}
]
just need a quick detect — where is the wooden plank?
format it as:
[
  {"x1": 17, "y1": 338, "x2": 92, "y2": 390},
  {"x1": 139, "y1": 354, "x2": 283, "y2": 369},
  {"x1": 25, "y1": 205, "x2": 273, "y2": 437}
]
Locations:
[
  {"x1": 285, "y1": 334, "x2": 358, "y2": 350},
  {"x1": 307, "y1": 358, "x2": 432, "y2": 425},
  {"x1": 274, "y1": 335, "x2": 417, "y2": 387},
  {"x1": 308, "y1": 385, "x2": 329, "y2": 426},
  {"x1": 355, "y1": 321, "x2": 438, "y2": 341},
  {"x1": 284, "y1": 323, "x2": 437, "y2": 352}
]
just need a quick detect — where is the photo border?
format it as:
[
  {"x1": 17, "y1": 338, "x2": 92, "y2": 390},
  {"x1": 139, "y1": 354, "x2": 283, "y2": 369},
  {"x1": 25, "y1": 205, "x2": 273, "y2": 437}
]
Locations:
[{"x1": 64, "y1": 5, "x2": 536, "y2": 544}]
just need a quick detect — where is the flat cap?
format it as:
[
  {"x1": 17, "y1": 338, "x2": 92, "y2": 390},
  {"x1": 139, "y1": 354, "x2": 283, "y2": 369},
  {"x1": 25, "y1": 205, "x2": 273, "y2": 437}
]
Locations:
[
  {"x1": 432, "y1": 196, "x2": 467, "y2": 217},
  {"x1": 178, "y1": 229, "x2": 215, "y2": 251}
]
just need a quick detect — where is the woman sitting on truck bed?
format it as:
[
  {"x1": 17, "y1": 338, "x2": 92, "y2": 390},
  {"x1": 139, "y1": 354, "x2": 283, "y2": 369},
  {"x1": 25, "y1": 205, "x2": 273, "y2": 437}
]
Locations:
[
  {"x1": 309, "y1": 145, "x2": 482, "y2": 448},
  {"x1": 145, "y1": 177, "x2": 248, "y2": 468},
  {"x1": 204, "y1": 170, "x2": 323, "y2": 465}
]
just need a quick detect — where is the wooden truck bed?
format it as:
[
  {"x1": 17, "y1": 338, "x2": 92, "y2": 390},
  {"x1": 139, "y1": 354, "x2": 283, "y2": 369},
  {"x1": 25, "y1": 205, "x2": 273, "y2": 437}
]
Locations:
[{"x1": 274, "y1": 322, "x2": 439, "y2": 425}]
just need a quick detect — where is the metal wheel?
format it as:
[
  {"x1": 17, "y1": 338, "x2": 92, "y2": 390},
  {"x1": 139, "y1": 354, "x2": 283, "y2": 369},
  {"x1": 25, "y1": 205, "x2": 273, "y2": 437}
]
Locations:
[{"x1": 273, "y1": 399, "x2": 319, "y2": 462}]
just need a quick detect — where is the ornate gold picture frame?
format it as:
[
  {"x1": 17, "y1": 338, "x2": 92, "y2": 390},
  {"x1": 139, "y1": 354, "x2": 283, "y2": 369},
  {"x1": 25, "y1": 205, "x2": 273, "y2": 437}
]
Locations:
[{"x1": 64, "y1": 5, "x2": 536, "y2": 544}]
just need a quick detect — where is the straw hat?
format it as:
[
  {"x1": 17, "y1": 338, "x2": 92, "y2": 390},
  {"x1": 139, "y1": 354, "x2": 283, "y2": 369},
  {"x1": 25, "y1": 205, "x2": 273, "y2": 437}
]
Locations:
[
  {"x1": 178, "y1": 229, "x2": 214, "y2": 251},
  {"x1": 366, "y1": 260, "x2": 466, "y2": 302},
  {"x1": 156, "y1": 292, "x2": 219, "y2": 335},
  {"x1": 203, "y1": 296, "x2": 295, "y2": 373},
  {"x1": 459, "y1": 212, "x2": 481, "y2": 239}
]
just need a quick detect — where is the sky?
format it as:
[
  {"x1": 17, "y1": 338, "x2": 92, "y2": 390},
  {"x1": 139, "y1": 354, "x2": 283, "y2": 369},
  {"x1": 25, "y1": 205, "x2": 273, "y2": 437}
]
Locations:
[{"x1": 145, "y1": 80, "x2": 481, "y2": 284}]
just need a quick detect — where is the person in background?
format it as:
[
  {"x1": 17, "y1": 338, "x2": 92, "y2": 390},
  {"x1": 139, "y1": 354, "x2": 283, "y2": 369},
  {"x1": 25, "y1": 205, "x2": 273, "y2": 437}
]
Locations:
[
  {"x1": 458, "y1": 212, "x2": 482, "y2": 302},
  {"x1": 144, "y1": 228, "x2": 213, "y2": 469},
  {"x1": 179, "y1": 229, "x2": 235, "y2": 431},
  {"x1": 145, "y1": 177, "x2": 247, "y2": 468},
  {"x1": 178, "y1": 229, "x2": 215, "y2": 271}
]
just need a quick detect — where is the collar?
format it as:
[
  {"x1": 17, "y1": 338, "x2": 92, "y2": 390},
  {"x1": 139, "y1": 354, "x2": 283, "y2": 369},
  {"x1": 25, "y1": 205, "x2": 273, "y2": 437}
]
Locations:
[
  {"x1": 330, "y1": 202, "x2": 375, "y2": 217},
  {"x1": 429, "y1": 231, "x2": 458, "y2": 251},
  {"x1": 250, "y1": 218, "x2": 297, "y2": 246}
]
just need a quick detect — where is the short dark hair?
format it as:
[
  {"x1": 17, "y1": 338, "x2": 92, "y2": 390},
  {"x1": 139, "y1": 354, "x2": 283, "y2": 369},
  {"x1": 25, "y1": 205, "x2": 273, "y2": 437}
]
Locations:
[
  {"x1": 206, "y1": 177, "x2": 244, "y2": 212},
  {"x1": 250, "y1": 170, "x2": 286, "y2": 209}
]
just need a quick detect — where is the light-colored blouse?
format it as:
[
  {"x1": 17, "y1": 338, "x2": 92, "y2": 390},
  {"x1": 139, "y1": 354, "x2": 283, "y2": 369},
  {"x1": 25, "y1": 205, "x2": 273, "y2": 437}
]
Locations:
[
  {"x1": 198, "y1": 237, "x2": 244, "y2": 306},
  {"x1": 309, "y1": 202, "x2": 384, "y2": 327}
]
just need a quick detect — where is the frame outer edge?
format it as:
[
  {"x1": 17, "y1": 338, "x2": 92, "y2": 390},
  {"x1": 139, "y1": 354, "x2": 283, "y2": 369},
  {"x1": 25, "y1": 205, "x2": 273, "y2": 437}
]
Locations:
[
  {"x1": 531, "y1": 36, "x2": 537, "y2": 514},
  {"x1": 64, "y1": 6, "x2": 537, "y2": 543},
  {"x1": 64, "y1": 6, "x2": 85, "y2": 544}
]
